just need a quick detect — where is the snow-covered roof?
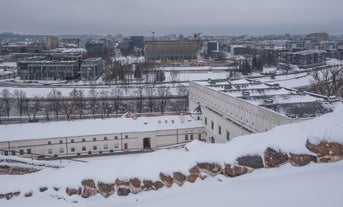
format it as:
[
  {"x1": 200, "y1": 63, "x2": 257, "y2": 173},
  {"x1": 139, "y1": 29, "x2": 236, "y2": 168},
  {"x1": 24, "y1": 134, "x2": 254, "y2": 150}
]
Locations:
[
  {"x1": 194, "y1": 79, "x2": 335, "y2": 118},
  {"x1": 0, "y1": 115, "x2": 204, "y2": 142}
]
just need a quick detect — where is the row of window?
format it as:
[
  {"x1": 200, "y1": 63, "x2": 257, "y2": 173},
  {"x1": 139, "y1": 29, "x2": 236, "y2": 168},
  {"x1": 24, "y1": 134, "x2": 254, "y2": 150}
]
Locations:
[
  {"x1": 184, "y1": 134, "x2": 194, "y2": 141},
  {"x1": 3, "y1": 149, "x2": 31, "y2": 156},
  {"x1": 47, "y1": 144, "x2": 120, "y2": 154},
  {"x1": 47, "y1": 135, "x2": 130, "y2": 145},
  {"x1": 204, "y1": 117, "x2": 230, "y2": 141}
]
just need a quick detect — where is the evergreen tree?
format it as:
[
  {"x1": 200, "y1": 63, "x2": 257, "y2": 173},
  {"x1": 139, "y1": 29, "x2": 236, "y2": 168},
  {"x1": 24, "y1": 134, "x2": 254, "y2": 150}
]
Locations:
[
  {"x1": 155, "y1": 69, "x2": 165, "y2": 82},
  {"x1": 240, "y1": 59, "x2": 251, "y2": 75}
]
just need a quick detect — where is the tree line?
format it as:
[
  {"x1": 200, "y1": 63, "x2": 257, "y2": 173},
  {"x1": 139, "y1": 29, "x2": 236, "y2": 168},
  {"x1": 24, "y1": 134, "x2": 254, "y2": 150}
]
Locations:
[
  {"x1": 103, "y1": 59, "x2": 166, "y2": 85},
  {"x1": 0, "y1": 85, "x2": 189, "y2": 124}
]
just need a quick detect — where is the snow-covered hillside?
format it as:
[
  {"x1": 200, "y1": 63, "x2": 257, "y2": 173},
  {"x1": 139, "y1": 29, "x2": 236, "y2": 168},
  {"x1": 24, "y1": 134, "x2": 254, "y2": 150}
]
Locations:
[{"x1": 0, "y1": 103, "x2": 343, "y2": 207}]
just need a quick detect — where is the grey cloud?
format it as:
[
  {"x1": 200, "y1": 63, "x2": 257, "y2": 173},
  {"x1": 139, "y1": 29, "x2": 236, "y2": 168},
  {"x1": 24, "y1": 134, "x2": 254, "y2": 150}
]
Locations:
[{"x1": 0, "y1": 0, "x2": 342, "y2": 35}]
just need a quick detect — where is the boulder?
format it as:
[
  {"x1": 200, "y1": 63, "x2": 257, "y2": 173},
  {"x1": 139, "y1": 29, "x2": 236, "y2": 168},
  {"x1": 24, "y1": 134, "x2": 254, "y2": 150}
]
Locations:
[
  {"x1": 142, "y1": 180, "x2": 154, "y2": 191},
  {"x1": 186, "y1": 165, "x2": 200, "y2": 183},
  {"x1": 153, "y1": 181, "x2": 164, "y2": 190},
  {"x1": 53, "y1": 187, "x2": 60, "y2": 191},
  {"x1": 81, "y1": 187, "x2": 97, "y2": 198},
  {"x1": 236, "y1": 155, "x2": 264, "y2": 169},
  {"x1": 39, "y1": 187, "x2": 48, "y2": 192},
  {"x1": 66, "y1": 187, "x2": 81, "y2": 196},
  {"x1": 159, "y1": 173, "x2": 173, "y2": 187},
  {"x1": 5, "y1": 193, "x2": 13, "y2": 200},
  {"x1": 97, "y1": 182, "x2": 115, "y2": 198},
  {"x1": 223, "y1": 164, "x2": 253, "y2": 177},
  {"x1": 189, "y1": 165, "x2": 200, "y2": 174},
  {"x1": 289, "y1": 153, "x2": 317, "y2": 166},
  {"x1": 13, "y1": 191, "x2": 20, "y2": 197},
  {"x1": 129, "y1": 178, "x2": 142, "y2": 194},
  {"x1": 24, "y1": 192, "x2": 33, "y2": 197},
  {"x1": 81, "y1": 179, "x2": 96, "y2": 189},
  {"x1": 306, "y1": 140, "x2": 343, "y2": 162},
  {"x1": 0, "y1": 194, "x2": 4, "y2": 199},
  {"x1": 263, "y1": 147, "x2": 289, "y2": 168},
  {"x1": 115, "y1": 178, "x2": 130, "y2": 187},
  {"x1": 117, "y1": 187, "x2": 130, "y2": 196},
  {"x1": 81, "y1": 179, "x2": 97, "y2": 198},
  {"x1": 197, "y1": 162, "x2": 222, "y2": 176},
  {"x1": 186, "y1": 174, "x2": 198, "y2": 183},
  {"x1": 173, "y1": 172, "x2": 186, "y2": 186}
]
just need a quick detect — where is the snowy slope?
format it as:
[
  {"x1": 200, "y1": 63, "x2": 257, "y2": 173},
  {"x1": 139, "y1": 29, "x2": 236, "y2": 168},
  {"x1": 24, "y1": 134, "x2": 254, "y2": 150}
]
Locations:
[{"x1": 0, "y1": 103, "x2": 342, "y2": 206}]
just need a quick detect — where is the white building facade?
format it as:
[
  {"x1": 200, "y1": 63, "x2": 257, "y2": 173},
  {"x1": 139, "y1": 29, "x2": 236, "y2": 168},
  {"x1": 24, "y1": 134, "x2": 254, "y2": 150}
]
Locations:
[
  {"x1": 0, "y1": 115, "x2": 204, "y2": 159},
  {"x1": 189, "y1": 80, "x2": 334, "y2": 143}
]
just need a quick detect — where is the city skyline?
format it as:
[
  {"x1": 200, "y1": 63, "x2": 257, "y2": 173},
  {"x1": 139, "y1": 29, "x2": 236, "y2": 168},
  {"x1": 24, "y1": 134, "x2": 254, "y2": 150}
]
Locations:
[{"x1": 0, "y1": 0, "x2": 342, "y2": 36}]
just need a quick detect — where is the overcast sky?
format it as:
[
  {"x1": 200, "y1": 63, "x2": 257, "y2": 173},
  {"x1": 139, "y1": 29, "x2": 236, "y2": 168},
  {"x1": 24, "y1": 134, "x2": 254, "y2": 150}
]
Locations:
[{"x1": 1, "y1": 0, "x2": 342, "y2": 36}]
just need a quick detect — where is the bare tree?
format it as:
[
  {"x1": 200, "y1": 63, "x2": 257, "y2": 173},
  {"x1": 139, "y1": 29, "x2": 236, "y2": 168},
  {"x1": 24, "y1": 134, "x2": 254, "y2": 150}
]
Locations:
[
  {"x1": 88, "y1": 88, "x2": 98, "y2": 118},
  {"x1": 99, "y1": 90, "x2": 110, "y2": 117},
  {"x1": 13, "y1": 89, "x2": 27, "y2": 117},
  {"x1": 310, "y1": 66, "x2": 343, "y2": 97},
  {"x1": 144, "y1": 86, "x2": 155, "y2": 113},
  {"x1": 135, "y1": 84, "x2": 144, "y2": 114},
  {"x1": 75, "y1": 89, "x2": 86, "y2": 118},
  {"x1": 110, "y1": 87, "x2": 123, "y2": 115},
  {"x1": 0, "y1": 89, "x2": 11, "y2": 119},
  {"x1": 62, "y1": 89, "x2": 78, "y2": 120},
  {"x1": 177, "y1": 84, "x2": 189, "y2": 112},
  {"x1": 157, "y1": 86, "x2": 170, "y2": 114},
  {"x1": 0, "y1": 100, "x2": 4, "y2": 123},
  {"x1": 170, "y1": 68, "x2": 180, "y2": 83},
  {"x1": 47, "y1": 89, "x2": 62, "y2": 120},
  {"x1": 26, "y1": 95, "x2": 42, "y2": 121}
]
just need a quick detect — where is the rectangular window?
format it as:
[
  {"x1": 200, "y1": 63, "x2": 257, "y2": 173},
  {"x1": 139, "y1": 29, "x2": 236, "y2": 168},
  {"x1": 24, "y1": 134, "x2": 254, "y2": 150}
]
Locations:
[
  {"x1": 11, "y1": 151, "x2": 16, "y2": 156},
  {"x1": 218, "y1": 125, "x2": 222, "y2": 135},
  {"x1": 93, "y1": 145, "x2": 97, "y2": 150},
  {"x1": 82, "y1": 138, "x2": 86, "y2": 142},
  {"x1": 205, "y1": 117, "x2": 207, "y2": 125},
  {"x1": 125, "y1": 135, "x2": 128, "y2": 139},
  {"x1": 27, "y1": 149, "x2": 31, "y2": 154},
  {"x1": 211, "y1": 121, "x2": 214, "y2": 130},
  {"x1": 48, "y1": 149, "x2": 53, "y2": 154},
  {"x1": 71, "y1": 147, "x2": 75, "y2": 152},
  {"x1": 71, "y1": 139, "x2": 75, "y2": 143},
  {"x1": 104, "y1": 144, "x2": 108, "y2": 150},
  {"x1": 104, "y1": 137, "x2": 107, "y2": 140},
  {"x1": 19, "y1": 149, "x2": 24, "y2": 155},
  {"x1": 48, "y1": 141, "x2": 51, "y2": 145},
  {"x1": 82, "y1": 146, "x2": 86, "y2": 151},
  {"x1": 190, "y1": 134, "x2": 194, "y2": 140},
  {"x1": 114, "y1": 144, "x2": 118, "y2": 148},
  {"x1": 59, "y1": 140, "x2": 63, "y2": 144},
  {"x1": 185, "y1": 134, "x2": 188, "y2": 141},
  {"x1": 226, "y1": 131, "x2": 230, "y2": 141},
  {"x1": 93, "y1": 137, "x2": 97, "y2": 141},
  {"x1": 59, "y1": 148, "x2": 64, "y2": 153},
  {"x1": 115, "y1": 136, "x2": 118, "y2": 139}
]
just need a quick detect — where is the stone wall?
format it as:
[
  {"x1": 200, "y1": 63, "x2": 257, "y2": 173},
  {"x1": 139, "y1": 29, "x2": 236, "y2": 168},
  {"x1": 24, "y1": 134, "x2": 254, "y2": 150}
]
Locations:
[{"x1": 1, "y1": 139, "x2": 342, "y2": 200}]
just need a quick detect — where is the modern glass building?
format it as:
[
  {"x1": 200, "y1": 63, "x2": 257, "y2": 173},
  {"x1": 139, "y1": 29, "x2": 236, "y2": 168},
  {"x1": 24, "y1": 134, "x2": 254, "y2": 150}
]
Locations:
[{"x1": 80, "y1": 57, "x2": 104, "y2": 81}]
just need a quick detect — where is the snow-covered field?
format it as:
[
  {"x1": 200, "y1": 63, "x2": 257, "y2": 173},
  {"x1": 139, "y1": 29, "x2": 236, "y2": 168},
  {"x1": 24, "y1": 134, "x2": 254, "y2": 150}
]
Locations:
[{"x1": 0, "y1": 103, "x2": 342, "y2": 206}]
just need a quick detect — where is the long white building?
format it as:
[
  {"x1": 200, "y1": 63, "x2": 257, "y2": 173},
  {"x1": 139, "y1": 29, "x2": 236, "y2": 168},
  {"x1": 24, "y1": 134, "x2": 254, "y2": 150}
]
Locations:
[
  {"x1": 0, "y1": 114, "x2": 204, "y2": 159},
  {"x1": 189, "y1": 79, "x2": 336, "y2": 143}
]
